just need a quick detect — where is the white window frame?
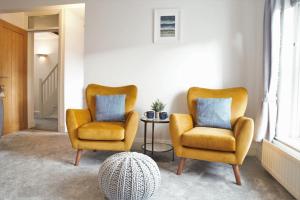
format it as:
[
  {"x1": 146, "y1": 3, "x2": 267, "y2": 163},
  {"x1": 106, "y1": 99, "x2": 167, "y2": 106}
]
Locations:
[{"x1": 275, "y1": 3, "x2": 300, "y2": 152}]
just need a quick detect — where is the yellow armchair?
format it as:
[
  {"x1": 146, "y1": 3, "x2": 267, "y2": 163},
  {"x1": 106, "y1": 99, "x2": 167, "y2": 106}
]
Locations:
[
  {"x1": 169, "y1": 87, "x2": 254, "y2": 185},
  {"x1": 66, "y1": 84, "x2": 139, "y2": 166}
]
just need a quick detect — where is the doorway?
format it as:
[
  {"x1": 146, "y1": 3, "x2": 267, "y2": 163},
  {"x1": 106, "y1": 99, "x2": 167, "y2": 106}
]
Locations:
[
  {"x1": 27, "y1": 12, "x2": 60, "y2": 132},
  {"x1": 0, "y1": 4, "x2": 85, "y2": 133},
  {"x1": 33, "y1": 31, "x2": 59, "y2": 131}
]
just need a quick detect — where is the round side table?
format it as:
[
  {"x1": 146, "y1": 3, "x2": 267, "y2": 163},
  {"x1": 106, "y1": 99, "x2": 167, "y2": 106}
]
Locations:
[{"x1": 140, "y1": 117, "x2": 174, "y2": 161}]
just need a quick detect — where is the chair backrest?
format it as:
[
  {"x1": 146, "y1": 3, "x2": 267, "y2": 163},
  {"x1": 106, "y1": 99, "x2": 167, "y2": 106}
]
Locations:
[
  {"x1": 86, "y1": 84, "x2": 138, "y2": 121},
  {"x1": 187, "y1": 87, "x2": 248, "y2": 126}
]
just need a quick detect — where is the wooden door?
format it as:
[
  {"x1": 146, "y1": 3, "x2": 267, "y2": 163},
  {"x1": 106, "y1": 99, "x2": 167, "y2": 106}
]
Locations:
[{"x1": 0, "y1": 19, "x2": 27, "y2": 135}]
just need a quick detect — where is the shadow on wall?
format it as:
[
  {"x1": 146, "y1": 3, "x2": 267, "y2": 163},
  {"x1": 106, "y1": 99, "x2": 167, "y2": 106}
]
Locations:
[
  {"x1": 169, "y1": 91, "x2": 188, "y2": 114},
  {"x1": 81, "y1": 0, "x2": 262, "y2": 141},
  {"x1": 83, "y1": 0, "x2": 262, "y2": 121}
]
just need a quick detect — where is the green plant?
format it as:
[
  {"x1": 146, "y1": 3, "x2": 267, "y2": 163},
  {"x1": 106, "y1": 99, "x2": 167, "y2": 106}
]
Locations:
[{"x1": 151, "y1": 99, "x2": 166, "y2": 112}]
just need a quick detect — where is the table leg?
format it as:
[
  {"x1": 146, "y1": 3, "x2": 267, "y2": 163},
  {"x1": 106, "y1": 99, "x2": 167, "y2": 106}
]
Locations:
[
  {"x1": 144, "y1": 122, "x2": 147, "y2": 154},
  {"x1": 152, "y1": 121, "x2": 155, "y2": 155}
]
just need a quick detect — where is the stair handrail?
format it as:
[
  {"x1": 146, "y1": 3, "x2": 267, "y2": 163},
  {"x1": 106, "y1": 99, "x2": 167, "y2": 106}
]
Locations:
[
  {"x1": 40, "y1": 64, "x2": 58, "y2": 117},
  {"x1": 42, "y1": 64, "x2": 58, "y2": 86}
]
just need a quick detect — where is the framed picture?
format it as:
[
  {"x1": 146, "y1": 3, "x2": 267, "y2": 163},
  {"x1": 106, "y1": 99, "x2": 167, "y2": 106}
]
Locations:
[{"x1": 154, "y1": 9, "x2": 180, "y2": 43}]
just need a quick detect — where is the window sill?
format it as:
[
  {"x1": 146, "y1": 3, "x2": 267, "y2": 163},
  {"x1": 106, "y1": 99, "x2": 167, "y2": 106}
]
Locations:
[{"x1": 274, "y1": 137, "x2": 300, "y2": 158}]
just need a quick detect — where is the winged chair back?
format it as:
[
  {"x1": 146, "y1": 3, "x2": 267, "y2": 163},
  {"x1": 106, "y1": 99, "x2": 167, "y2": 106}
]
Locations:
[
  {"x1": 187, "y1": 87, "x2": 248, "y2": 126},
  {"x1": 86, "y1": 84, "x2": 138, "y2": 121}
]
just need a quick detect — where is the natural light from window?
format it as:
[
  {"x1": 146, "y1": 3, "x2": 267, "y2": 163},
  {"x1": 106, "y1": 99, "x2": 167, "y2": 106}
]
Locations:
[{"x1": 276, "y1": 3, "x2": 300, "y2": 151}]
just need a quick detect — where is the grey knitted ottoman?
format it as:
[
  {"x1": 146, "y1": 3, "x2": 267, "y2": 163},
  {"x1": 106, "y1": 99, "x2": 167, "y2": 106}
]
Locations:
[{"x1": 98, "y1": 152, "x2": 161, "y2": 200}]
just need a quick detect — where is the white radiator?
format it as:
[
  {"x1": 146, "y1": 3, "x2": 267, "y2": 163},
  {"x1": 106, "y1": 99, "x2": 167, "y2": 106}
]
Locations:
[{"x1": 262, "y1": 140, "x2": 300, "y2": 199}]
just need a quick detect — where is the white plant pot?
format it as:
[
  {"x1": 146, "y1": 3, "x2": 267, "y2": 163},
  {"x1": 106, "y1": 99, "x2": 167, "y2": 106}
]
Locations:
[{"x1": 155, "y1": 112, "x2": 160, "y2": 119}]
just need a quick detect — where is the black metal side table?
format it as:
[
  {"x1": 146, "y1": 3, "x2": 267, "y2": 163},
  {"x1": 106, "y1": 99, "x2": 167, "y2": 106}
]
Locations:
[{"x1": 140, "y1": 117, "x2": 174, "y2": 161}]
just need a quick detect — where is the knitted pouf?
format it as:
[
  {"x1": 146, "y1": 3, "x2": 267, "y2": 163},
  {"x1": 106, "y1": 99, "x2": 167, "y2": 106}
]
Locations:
[{"x1": 98, "y1": 152, "x2": 161, "y2": 200}]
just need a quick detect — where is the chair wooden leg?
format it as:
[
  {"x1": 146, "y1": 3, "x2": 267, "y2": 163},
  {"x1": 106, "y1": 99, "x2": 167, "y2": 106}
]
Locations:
[
  {"x1": 232, "y1": 164, "x2": 241, "y2": 185},
  {"x1": 177, "y1": 158, "x2": 186, "y2": 175},
  {"x1": 74, "y1": 149, "x2": 82, "y2": 166}
]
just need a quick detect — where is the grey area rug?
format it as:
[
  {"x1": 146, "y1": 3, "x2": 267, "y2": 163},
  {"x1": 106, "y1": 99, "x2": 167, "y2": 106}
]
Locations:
[{"x1": 0, "y1": 131, "x2": 295, "y2": 200}]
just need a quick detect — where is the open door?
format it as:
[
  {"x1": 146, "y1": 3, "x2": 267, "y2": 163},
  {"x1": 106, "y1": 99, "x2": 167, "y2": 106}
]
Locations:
[{"x1": 0, "y1": 19, "x2": 28, "y2": 135}]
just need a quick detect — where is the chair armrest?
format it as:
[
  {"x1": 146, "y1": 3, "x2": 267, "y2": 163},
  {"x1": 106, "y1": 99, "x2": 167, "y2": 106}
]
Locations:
[
  {"x1": 169, "y1": 114, "x2": 194, "y2": 155},
  {"x1": 124, "y1": 111, "x2": 139, "y2": 150},
  {"x1": 234, "y1": 117, "x2": 254, "y2": 165},
  {"x1": 66, "y1": 109, "x2": 92, "y2": 149}
]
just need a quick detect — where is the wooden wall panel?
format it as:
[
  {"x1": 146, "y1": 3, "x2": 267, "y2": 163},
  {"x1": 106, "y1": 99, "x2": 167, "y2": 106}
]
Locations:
[
  {"x1": 0, "y1": 78, "x2": 12, "y2": 133},
  {"x1": 0, "y1": 19, "x2": 27, "y2": 135},
  {"x1": 0, "y1": 26, "x2": 12, "y2": 78}
]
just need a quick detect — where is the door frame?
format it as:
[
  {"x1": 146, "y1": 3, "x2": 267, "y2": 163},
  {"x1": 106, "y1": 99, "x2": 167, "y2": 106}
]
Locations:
[{"x1": 26, "y1": 10, "x2": 65, "y2": 132}]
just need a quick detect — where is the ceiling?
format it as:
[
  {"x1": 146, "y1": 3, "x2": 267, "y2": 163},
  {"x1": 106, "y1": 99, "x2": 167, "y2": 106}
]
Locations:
[
  {"x1": 68, "y1": 5, "x2": 85, "y2": 20},
  {"x1": 34, "y1": 32, "x2": 58, "y2": 40}
]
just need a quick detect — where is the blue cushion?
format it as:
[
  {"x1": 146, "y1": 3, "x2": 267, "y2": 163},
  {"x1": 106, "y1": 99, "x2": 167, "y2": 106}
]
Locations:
[
  {"x1": 95, "y1": 95, "x2": 126, "y2": 122},
  {"x1": 195, "y1": 98, "x2": 232, "y2": 129}
]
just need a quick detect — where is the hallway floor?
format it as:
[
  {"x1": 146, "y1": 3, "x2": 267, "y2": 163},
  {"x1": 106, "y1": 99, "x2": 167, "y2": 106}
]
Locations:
[{"x1": 33, "y1": 118, "x2": 58, "y2": 131}]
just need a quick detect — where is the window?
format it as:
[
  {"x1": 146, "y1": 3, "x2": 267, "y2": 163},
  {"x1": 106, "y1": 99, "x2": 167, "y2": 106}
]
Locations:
[{"x1": 276, "y1": 3, "x2": 300, "y2": 151}]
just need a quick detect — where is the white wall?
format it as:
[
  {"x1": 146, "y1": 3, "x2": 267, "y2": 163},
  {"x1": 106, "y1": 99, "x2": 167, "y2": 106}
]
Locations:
[
  {"x1": 63, "y1": 7, "x2": 85, "y2": 126},
  {"x1": 84, "y1": 0, "x2": 264, "y2": 142},
  {"x1": 0, "y1": 12, "x2": 27, "y2": 29},
  {"x1": 0, "y1": 0, "x2": 264, "y2": 152}
]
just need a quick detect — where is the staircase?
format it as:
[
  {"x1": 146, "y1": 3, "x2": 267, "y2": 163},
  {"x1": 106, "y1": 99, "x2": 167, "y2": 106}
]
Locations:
[{"x1": 40, "y1": 64, "x2": 58, "y2": 118}]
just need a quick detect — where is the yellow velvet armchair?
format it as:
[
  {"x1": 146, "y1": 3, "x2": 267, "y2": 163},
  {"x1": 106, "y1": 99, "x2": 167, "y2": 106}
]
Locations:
[
  {"x1": 169, "y1": 87, "x2": 254, "y2": 185},
  {"x1": 66, "y1": 84, "x2": 139, "y2": 166}
]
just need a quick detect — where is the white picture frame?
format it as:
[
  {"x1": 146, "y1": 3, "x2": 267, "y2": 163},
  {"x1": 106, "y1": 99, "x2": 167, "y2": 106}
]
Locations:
[{"x1": 154, "y1": 9, "x2": 180, "y2": 43}]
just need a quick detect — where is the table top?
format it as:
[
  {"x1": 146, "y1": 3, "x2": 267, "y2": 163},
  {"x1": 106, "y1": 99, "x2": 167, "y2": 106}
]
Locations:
[{"x1": 140, "y1": 117, "x2": 170, "y2": 123}]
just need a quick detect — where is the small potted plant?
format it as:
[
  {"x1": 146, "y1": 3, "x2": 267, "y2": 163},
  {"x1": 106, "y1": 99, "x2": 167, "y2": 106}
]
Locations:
[{"x1": 151, "y1": 99, "x2": 166, "y2": 119}]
